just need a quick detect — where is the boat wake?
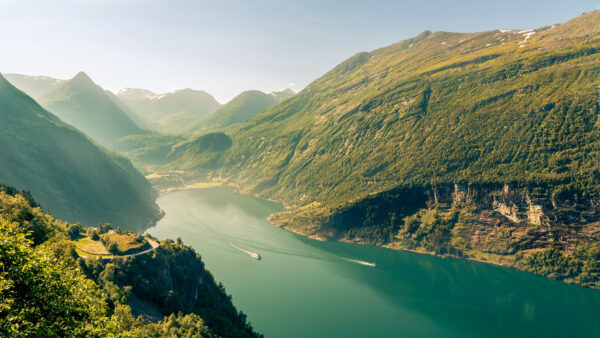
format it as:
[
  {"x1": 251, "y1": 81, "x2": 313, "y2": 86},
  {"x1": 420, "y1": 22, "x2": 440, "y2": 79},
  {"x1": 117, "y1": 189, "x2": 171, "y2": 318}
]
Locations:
[
  {"x1": 230, "y1": 243, "x2": 262, "y2": 260},
  {"x1": 340, "y1": 257, "x2": 376, "y2": 267}
]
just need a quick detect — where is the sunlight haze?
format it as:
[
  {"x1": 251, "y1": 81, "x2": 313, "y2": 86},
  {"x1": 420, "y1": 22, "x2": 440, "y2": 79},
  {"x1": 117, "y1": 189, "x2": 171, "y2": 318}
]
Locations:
[{"x1": 0, "y1": 0, "x2": 596, "y2": 101}]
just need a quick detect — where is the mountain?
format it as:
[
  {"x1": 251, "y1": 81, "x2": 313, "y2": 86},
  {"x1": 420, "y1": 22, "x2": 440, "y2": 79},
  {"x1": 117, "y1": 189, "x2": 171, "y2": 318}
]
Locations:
[
  {"x1": 0, "y1": 73, "x2": 160, "y2": 231},
  {"x1": 38, "y1": 72, "x2": 144, "y2": 147},
  {"x1": 3, "y1": 73, "x2": 65, "y2": 98},
  {"x1": 172, "y1": 11, "x2": 600, "y2": 288},
  {"x1": 186, "y1": 90, "x2": 290, "y2": 134},
  {"x1": 117, "y1": 88, "x2": 221, "y2": 133},
  {"x1": 1, "y1": 74, "x2": 145, "y2": 129}
]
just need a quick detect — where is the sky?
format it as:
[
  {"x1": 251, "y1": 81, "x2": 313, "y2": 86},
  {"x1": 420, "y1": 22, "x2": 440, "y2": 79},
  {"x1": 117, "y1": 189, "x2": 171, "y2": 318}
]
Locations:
[{"x1": 0, "y1": 0, "x2": 598, "y2": 103}]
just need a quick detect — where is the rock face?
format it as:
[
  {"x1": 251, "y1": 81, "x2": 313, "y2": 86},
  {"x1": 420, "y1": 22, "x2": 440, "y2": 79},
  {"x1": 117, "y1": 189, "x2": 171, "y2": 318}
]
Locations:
[{"x1": 430, "y1": 184, "x2": 552, "y2": 226}]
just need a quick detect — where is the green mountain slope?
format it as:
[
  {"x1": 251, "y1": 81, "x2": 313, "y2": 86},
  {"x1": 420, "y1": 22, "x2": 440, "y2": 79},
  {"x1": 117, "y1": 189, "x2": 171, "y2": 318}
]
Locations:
[
  {"x1": 185, "y1": 11, "x2": 600, "y2": 204},
  {"x1": 187, "y1": 90, "x2": 279, "y2": 134},
  {"x1": 117, "y1": 88, "x2": 221, "y2": 133},
  {"x1": 0, "y1": 73, "x2": 160, "y2": 231},
  {"x1": 38, "y1": 72, "x2": 144, "y2": 147},
  {"x1": 4, "y1": 73, "x2": 65, "y2": 98},
  {"x1": 172, "y1": 11, "x2": 600, "y2": 287}
]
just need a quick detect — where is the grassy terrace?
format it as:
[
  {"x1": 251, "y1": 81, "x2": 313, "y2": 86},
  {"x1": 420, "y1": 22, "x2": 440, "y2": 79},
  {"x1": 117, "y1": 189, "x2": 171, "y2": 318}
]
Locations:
[
  {"x1": 74, "y1": 231, "x2": 152, "y2": 258},
  {"x1": 75, "y1": 237, "x2": 110, "y2": 255}
]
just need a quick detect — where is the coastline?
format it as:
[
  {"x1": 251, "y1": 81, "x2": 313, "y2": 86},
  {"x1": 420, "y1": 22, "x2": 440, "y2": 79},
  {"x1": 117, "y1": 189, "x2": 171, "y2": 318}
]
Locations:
[
  {"x1": 272, "y1": 220, "x2": 599, "y2": 289},
  {"x1": 154, "y1": 183, "x2": 598, "y2": 290}
]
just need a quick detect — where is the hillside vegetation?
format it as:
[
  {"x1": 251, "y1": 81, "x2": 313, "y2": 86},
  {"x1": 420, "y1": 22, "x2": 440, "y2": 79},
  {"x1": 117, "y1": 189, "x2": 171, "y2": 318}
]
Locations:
[
  {"x1": 177, "y1": 11, "x2": 600, "y2": 209},
  {"x1": 0, "y1": 73, "x2": 160, "y2": 231},
  {"x1": 0, "y1": 185, "x2": 260, "y2": 337},
  {"x1": 169, "y1": 11, "x2": 600, "y2": 287}
]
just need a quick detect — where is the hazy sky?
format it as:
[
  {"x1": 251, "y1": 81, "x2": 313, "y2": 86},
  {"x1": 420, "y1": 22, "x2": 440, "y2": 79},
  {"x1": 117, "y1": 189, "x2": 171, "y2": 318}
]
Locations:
[{"x1": 0, "y1": 0, "x2": 598, "y2": 102}]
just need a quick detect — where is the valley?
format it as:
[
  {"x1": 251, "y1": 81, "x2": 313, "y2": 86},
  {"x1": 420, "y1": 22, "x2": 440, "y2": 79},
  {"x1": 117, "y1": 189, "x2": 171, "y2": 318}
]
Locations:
[{"x1": 2, "y1": 4, "x2": 600, "y2": 337}]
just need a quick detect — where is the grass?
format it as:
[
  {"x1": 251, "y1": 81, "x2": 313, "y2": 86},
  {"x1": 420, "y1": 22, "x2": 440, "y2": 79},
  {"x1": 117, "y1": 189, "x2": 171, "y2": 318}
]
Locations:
[
  {"x1": 74, "y1": 233, "x2": 149, "y2": 256},
  {"x1": 75, "y1": 237, "x2": 110, "y2": 255},
  {"x1": 101, "y1": 233, "x2": 148, "y2": 254}
]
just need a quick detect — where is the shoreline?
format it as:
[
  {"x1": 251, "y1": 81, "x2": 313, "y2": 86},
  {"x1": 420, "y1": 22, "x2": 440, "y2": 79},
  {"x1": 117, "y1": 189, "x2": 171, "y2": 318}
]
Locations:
[
  {"x1": 155, "y1": 184, "x2": 527, "y2": 268},
  {"x1": 155, "y1": 184, "x2": 598, "y2": 290},
  {"x1": 272, "y1": 221, "x2": 598, "y2": 289}
]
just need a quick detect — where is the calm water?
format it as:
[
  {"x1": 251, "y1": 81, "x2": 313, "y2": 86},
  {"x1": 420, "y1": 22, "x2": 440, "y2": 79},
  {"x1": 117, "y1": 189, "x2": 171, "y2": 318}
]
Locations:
[{"x1": 146, "y1": 187, "x2": 600, "y2": 338}]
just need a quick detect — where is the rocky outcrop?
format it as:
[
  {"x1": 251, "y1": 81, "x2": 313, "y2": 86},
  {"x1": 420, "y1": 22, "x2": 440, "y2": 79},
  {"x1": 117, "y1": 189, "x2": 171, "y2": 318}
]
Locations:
[
  {"x1": 274, "y1": 182, "x2": 600, "y2": 288},
  {"x1": 423, "y1": 183, "x2": 598, "y2": 228}
]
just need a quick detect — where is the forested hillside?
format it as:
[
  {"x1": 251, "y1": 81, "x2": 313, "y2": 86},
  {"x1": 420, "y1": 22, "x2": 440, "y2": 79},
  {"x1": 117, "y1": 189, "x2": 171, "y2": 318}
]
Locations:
[
  {"x1": 170, "y1": 11, "x2": 600, "y2": 287},
  {"x1": 0, "y1": 185, "x2": 260, "y2": 337},
  {"x1": 0, "y1": 73, "x2": 160, "y2": 231},
  {"x1": 192, "y1": 12, "x2": 600, "y2": 204}
]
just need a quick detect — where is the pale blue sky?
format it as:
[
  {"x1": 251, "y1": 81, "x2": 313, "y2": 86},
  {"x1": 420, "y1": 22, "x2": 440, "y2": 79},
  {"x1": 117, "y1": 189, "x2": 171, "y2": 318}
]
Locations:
[{"x1": 0, "y1": 0, "x2": 597, "y2": 102}]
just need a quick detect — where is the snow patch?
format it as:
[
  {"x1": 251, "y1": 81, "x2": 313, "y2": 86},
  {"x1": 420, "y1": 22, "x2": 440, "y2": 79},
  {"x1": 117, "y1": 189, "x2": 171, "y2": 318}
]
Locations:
[{"x1": 518, "y1": 30, "x2": 536, "y2": 47}]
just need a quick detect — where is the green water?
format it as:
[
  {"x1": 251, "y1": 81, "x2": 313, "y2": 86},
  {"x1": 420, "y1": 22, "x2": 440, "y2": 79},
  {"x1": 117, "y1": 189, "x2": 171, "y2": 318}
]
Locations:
[{"x1": 146, "y1": 187, "x2": 600, "y2": 337}]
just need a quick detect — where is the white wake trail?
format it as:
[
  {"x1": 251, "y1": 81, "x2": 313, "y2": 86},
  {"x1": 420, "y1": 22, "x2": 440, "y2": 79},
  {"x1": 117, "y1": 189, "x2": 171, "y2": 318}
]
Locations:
[
  {"x1": 340, "y1": 257, "x2": 376, "y2": 267},
  {"x1": 230, "y1": 243, "x2": 261, "y2": 259}
]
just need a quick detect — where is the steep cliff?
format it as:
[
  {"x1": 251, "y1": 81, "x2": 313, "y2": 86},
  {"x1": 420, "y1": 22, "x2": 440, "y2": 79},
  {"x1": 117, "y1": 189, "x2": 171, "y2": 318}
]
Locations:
[{"x1": 271, "y1": 183, "x2": 600, "y2": 288}]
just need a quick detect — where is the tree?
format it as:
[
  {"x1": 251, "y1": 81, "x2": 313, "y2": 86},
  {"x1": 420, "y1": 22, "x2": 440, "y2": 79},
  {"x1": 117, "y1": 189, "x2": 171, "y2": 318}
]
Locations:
[
  {"x1": 98, "y1": 223, "x2": 112, "y2": 234},
  {"x1": 107, "y1": 241, "x2": 119, "y2": 255},
  {"x1": 67, "y1": 223, "x2": 82, "y2": 239},
  {"x1": 0, "y1": 222, "x2": 105, "y2": 336}
]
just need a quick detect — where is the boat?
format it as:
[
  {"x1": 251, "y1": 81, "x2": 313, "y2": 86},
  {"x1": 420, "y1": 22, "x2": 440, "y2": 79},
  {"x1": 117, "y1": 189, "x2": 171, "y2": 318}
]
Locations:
[{"x1": 230, "y1": 243, "x2": 262, "y2": 260}]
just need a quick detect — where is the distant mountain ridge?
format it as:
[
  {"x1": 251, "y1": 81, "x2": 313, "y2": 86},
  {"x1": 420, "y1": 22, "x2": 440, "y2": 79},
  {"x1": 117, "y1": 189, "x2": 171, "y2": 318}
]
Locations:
[
  {"x1": 0, "y1": 72, "x2": 160, "y2": 231},
  {"x1": 117, "y1": 87, "x2": 221, "y2": 133},
  {"x1": 3, "y1": 73, "x2": 65, "y2": 98},
  {"x1": 185, "y1": 88, "x2": 295, "y2": 134}
]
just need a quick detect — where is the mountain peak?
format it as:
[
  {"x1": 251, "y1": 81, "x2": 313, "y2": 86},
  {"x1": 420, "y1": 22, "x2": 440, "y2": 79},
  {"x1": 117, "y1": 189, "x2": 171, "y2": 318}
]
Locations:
[{"x1": 71, "y1": 71, "x2": 95, "y2": 86}]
